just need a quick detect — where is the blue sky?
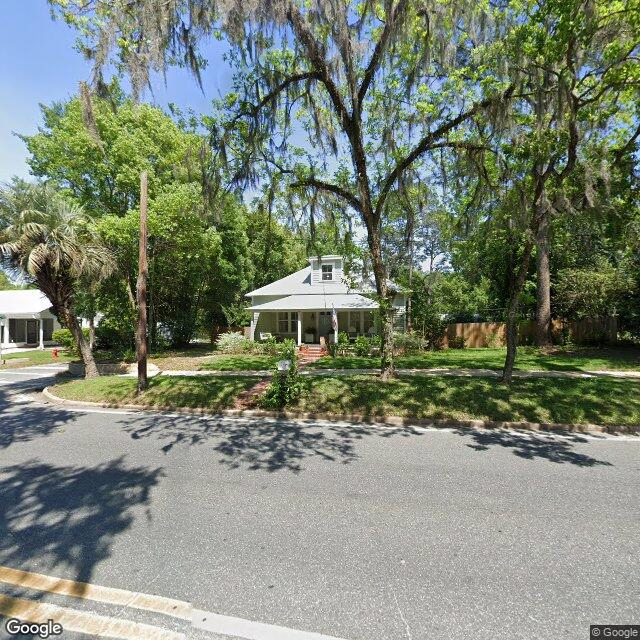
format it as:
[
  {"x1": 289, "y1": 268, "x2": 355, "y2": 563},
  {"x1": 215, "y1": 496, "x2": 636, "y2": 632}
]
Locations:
[{"x1": 0, "y1": 0, "x2": 235, "y2": 183}]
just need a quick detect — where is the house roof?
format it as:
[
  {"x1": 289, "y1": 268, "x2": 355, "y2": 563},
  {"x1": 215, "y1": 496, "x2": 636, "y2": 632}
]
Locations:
[
  {"x1": 245, "y1": 267, "x2": 365, "y2": 297},
  {"x1": 248, "y1": 293, "x2": 379, "y2": 311},
  {"x1": 0, "y1": 289, "x2": 53, "y2": 317}
]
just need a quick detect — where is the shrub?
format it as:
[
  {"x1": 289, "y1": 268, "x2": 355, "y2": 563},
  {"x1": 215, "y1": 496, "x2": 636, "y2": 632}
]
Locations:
[
  {"x1": 422, "y1": 314, "x2": 447, "y2": 350},
  {"x1": 354, "y1": 335, "x2": 371, "y2": 357},
  {"x1": 95, "y1": 315, "x2": 134, "y2": 351},
  {"x1": 216, "y1": 331, "x2": 252, "y2": 354},
  {"x1": 393, "y1": 331, "x2": 424, "y2": 354},
  {"x1": 449, "y1": 335, "x2": 466, "y2": 349},
  {"x1": 261, "y1": 339, "x2": 304, "y2": 408},
  {"x1": 260, "y1": 334, "x2": 278, "y2": 356},
  {"x1": 52, "y1": 327, "x2": 90, "y2": 355}
]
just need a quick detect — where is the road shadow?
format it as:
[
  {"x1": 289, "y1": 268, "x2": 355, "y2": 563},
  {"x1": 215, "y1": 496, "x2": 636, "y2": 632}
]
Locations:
[
  {"x1": 0, "y1": 456, "x2": 163, "y2": 585},
  {"x1": 453, "y1": 428, "x2": 613, "y2": 467},
  {"x1": 0, "y1": 393, "x2": 81, "y2": 449},
  {"x1": 118, "y1": 414, "x2": 423, "y2": 473}
]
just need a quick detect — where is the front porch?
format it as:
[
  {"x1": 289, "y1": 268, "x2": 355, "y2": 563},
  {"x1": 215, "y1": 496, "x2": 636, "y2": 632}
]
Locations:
[
  {"x1": 251, "y1": 309, "x2": 378, "y2": 346},
  {"x1": 0, "y1": 314, "x2": 58, "y2": 350}
]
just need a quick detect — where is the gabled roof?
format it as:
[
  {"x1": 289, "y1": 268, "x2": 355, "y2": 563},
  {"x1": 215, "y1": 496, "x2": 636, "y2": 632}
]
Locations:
[
  {"x1": 245, "y1": 267, "x2": 370, "y2": 297},
  {"x1": 248, "y1": 293, "x2": 379, "y2": 311},
  {"x1": 0, "y1": 289, "x2": 53, "y2": 316}
]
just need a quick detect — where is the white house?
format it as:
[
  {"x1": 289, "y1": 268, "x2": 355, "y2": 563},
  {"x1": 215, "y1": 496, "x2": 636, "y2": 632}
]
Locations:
[
  {"x1": 246, "y1": 255, "x2": 406, "y2": 345},
  {"x1": 0, "y1": 289, "x2": 62, "y2": 349}
]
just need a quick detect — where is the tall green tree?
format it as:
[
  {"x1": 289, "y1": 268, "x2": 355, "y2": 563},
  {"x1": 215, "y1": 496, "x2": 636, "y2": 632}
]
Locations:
[{"x1": 21, "y1": 84, "x2": 204, "y2": 217}]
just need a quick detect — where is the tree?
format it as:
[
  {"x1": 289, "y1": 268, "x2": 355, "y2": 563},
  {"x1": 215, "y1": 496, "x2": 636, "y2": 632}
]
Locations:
[
  {"x1": 456, "y1": 0, "x2": 640, "y2": 381},
  {"x1": 0, "y1": 184, "x2": 113, "y2": 378},
  {"x1": 20, "y1": 83, "x2": 204, "y2": 217},
  {"x1": 50, "y1": 0, "x2": 515, "y2": 380}
]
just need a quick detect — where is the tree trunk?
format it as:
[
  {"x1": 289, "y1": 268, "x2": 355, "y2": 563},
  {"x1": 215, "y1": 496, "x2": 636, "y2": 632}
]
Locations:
[
  {"x1": 368, "y1": 228, "x2": 395, "y2": 380},
  {"x1": 501, "y1": 236, "x2": 535, "y2": 384},
  {"x1": 65, "y1": 308, "x2": 99, "y2": 379},
  {"x1": 136, "y1": 171, "x2": 149, "y2": 393},
  {"x1": 88, "y1": 316, "x2": 95, "y2": 350},
  {"x1": 535, "y1": 213, "x2": 552, "y2": 348}
]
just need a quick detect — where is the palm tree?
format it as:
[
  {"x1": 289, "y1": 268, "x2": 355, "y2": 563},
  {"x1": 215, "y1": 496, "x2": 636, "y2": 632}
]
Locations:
[{"x1": 0, "y1": 183, "x2": 114, "y2": 378}]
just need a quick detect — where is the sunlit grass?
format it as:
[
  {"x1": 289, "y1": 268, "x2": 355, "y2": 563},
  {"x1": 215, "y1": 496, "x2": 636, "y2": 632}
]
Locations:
[
  {"x1": 310, "y1": 346, "x2": 640, "y2": 372},
  {"x1": 51, "y1": 375, "x2": 257, "y2": 410},
  {"x1": 294, "y1": 374, "x2": 640, "y2": 426}
]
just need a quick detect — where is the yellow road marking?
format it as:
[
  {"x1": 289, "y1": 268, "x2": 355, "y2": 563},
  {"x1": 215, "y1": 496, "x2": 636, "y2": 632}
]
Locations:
[
  {"x1": 0, "y1": 566, "x2": 190, "y2": 620},
  {"x1": 0, "y1": 594, "x2": 184, "y2": 640}
]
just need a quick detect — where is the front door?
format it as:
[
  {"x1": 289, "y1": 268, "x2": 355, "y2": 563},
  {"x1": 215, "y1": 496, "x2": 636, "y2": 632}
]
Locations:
[
  {"x1": 318, "y1": 311, "x2": 332, "y2": 339},
  {"x1": 26, "y1": 320, "x2": 38, "y2": 344}
]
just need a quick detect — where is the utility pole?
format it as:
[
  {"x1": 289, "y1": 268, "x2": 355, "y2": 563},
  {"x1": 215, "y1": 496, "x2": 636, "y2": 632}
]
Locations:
[{"x1": 136, "y1": 170, "x2": 148, "y2": 392}]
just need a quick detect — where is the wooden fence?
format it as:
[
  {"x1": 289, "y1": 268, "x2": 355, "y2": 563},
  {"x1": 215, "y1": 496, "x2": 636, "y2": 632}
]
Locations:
[{"x1": 443, "y1": 317, "x2": 618, "y2": 348}]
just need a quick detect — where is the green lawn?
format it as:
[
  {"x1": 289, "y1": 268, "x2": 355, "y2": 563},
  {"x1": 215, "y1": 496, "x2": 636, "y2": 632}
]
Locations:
[
  {"x1": 0, "y1": 348, "x2": 74, "y2": 369},
  {"x1": 51, "y1": 375, "x2": 257, "y2": 410},
  {"x1": 309, "y1": 346, "x2": 640, "y2": 372},
  {"x1": 294, "y1": 374, "x2": 640, "y2": 426},
  {"x1": 49, "y1": 369, "x2": 640, "y2": 426},
  {"x1": 148, "y1": 348, "x2": 274, "y2": 371}
]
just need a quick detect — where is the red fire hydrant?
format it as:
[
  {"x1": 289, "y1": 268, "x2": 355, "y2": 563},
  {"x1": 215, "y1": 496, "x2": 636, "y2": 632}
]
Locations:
[{"x1": 52, "y1": 348, "x2": 59, "y2": 360}]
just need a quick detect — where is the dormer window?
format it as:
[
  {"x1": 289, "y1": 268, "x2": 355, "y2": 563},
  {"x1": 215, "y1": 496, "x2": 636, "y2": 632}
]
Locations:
[{"x1": 321, "y1": 264, "x2": 333, "y2": 281}]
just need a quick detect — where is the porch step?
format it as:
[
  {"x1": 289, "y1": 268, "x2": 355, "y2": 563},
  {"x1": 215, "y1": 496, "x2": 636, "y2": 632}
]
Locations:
[{"x1": 298, "y1": 344, "x2": 328, "y2": 366}]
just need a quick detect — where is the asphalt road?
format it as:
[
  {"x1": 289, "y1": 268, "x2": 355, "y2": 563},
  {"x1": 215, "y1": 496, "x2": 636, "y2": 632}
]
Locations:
[{"x1": 0, "y1": 367, "x2": 639, "y2": 640}]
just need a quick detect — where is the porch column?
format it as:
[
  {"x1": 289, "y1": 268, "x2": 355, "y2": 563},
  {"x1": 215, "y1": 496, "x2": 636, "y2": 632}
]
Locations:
[
  {"x1": 38, "y1": 318, "x2": 45, "y2": 349},
  {"x1": 3, "y1": 319, "x2": 10, "y2": 346},
  {"x1": 297, "y1": 317, "x2": 302, "y2": 346},
  {"x1": 250, "y1": 312, "x2": 259, "y2": 341},
  {"x1": 360, "y1": 310, "x2": 364, "y2": 336}
]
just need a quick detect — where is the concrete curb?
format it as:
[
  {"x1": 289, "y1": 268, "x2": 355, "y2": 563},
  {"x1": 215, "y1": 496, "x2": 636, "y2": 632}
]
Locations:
[{"x1": 41, "y1": 386, "x2": 639, "y2": 435}]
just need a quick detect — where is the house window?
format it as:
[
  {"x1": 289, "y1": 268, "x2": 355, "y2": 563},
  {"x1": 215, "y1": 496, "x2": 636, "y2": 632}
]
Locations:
[
  {"x1": 321, "y1": 264, "x2": 333, "y2": 281},
  {"x1": 43, "y1": 318, "x2": 54, "y2": 341},
  {"x1": 278, "y1": 311, "x2": 298, "y2": 333}
]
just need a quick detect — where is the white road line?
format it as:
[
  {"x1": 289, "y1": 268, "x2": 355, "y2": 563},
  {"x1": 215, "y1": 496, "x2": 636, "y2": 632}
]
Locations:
[
  {"x1": 192, "y1": 610, "x2": 349, "y2": 640},
  {"x1": 0, "y1": 370, "x2": 52, "y2": 377}
]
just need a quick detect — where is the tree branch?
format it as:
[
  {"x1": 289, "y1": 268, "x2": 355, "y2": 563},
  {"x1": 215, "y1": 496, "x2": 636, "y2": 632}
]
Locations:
[
  {"x1": 286, "y1": 3, "x2": 352, "y2": 130},
  {"x1": 356, "y1": 0, "x2": 411, "y2": 111},
  {"x1": 375, "y1": 85, "x2": 515, "y2": 218},
  {"x1": 290, "y1": 178, "x2": 362, "y2": 213},
  {"x1": 242, "y1": 71, "x2": 322, "y2": 119}
]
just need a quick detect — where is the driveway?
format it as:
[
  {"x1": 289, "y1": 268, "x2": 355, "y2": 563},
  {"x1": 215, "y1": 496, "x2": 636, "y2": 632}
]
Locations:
[{"x1": 0, "y1": 368, "x2": 638, "y2": 639}]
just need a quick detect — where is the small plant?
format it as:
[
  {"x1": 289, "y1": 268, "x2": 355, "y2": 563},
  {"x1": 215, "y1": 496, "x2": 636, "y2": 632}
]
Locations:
[
  {"x1": 336, "y1": 331, "x2": 350, "y2": 356},
  {"x1": 216, "y1": 331, "x2": 252, "y2": 353},
  {"x1": 119, "y1": 347, "x2": 136, "y2": 362},
  {"x1": 449, "y1": 335, "x2": 466, "y2": 349},
  {"x1": 484, "y1": 332, "x2": 501, "y2": 348},
  {"x1": 260, "y1": 339, "x2": 304, "y2": 408},
  {"x1": 354, "y1": 335, "x2": 371, "y2": 357}
]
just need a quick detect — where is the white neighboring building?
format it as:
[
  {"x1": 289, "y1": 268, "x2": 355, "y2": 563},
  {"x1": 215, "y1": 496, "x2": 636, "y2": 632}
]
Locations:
[
  {"x1": 0, "y1": 289, "x2": 62, "y2": 349},
  {"x1": 246, "y1": 255, "x2": 406, "y2": 345}
]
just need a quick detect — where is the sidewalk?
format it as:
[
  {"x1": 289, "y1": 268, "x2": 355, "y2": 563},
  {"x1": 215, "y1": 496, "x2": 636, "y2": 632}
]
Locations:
[{"x1": 159, "y1": 367, "x2": 640, "y2": 380}]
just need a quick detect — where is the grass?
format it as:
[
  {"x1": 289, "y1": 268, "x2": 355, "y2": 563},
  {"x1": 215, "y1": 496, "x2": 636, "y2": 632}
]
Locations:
[
  {"x1": 0, "y1": 348, "x2": 74, "y2": 369},
  {"x1": 309, "y1": 346, "x2": 640, "y2": 372},
  {"x1": 147, "y1": 347, "x2": 274, "y2": 371},
  {"x1": 51, "y1": 375, "x2": 257, "y2": 410},
  {"x1": 293, "y1": 374, "x2": 640, "y2": 426}
]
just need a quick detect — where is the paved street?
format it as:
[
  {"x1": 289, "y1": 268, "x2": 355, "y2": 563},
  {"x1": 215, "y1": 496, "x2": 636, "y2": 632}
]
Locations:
[{"x1": 0, "y1": 367, "x2": 639, "y2": 639}]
